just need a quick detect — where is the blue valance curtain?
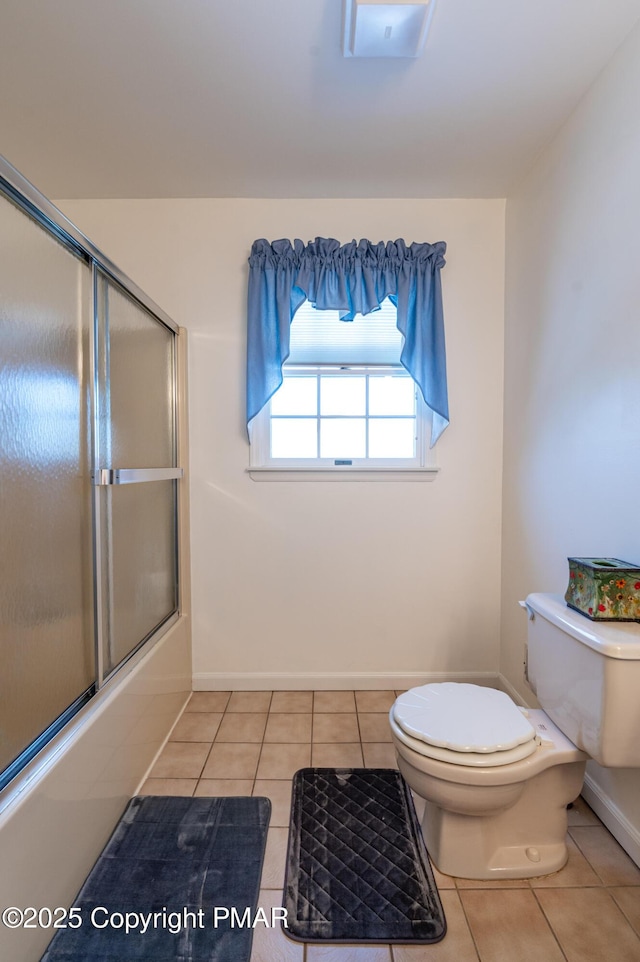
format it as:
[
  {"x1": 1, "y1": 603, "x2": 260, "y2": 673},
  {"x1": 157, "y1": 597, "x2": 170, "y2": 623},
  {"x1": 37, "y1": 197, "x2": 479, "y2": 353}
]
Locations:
[{"x1": 247, "y1": 236, "x2": 449, "y2": 445}]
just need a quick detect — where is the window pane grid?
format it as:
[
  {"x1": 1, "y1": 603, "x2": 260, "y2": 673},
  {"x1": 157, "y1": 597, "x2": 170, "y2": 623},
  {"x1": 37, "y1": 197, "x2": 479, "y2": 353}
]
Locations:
[
  {"x1": 271, "y1": 413, "x2": 414, "y2": 419},
  {"x1": 316, "y1": 374, "x2": 321, "y2": 457},
  {"x1": 365, "y1": 375, "x2": 370, "y2": 459},
  {"x1": 269, "y1": 369, "x2": 417, "y2": 461}
]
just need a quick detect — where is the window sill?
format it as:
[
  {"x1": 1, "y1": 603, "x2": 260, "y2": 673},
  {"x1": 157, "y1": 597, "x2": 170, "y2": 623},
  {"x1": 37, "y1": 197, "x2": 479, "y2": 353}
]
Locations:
[{"x1": 247, "y1": 466, "x2": 439, "y2": 482}]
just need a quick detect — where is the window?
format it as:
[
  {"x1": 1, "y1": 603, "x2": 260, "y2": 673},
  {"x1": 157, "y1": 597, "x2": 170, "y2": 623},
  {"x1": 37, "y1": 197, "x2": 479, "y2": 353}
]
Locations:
[
  {"x1": 264, "y1": 364, "x2": 429, "y2": 464},
  {"x1": 249, "y1": 299, "x2": 438, "y2": 480}
]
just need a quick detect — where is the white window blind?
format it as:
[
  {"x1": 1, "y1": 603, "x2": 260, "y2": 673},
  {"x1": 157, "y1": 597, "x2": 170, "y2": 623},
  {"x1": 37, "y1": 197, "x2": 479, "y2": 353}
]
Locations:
[{"x1": 288, "y1": 297, "x2": 403, "y2": 365}]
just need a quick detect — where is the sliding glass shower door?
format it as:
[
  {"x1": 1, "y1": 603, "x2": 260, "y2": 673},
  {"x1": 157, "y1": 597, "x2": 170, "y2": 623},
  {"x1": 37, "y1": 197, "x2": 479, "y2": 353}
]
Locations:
[
  {"x1": 0, "y1": 192, "x2": 95, "y2": 782},
  {"x1": 0, "y1": 158, "x2": 183, "y2": 791}
]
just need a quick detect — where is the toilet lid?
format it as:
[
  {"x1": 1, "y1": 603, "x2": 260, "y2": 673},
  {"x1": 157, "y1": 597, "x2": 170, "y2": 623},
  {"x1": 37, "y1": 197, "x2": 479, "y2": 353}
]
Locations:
[
  {"x1": 392, "y1": 683, "x2": 536, "y2": 754},
  {"x1": 390, "y1": 711, "x2": 539, "y2": 766}
]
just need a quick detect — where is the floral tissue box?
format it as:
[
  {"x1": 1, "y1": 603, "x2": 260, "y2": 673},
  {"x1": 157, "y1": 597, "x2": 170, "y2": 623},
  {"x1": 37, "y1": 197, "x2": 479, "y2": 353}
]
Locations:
[{"x1": 565, "y1": 557, "x2": 640, "y2": 621}]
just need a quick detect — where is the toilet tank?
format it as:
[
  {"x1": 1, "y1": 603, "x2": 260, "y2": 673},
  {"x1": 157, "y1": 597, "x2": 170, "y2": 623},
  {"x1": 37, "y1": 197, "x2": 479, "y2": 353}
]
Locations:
[{"x1": 525, "y1": 593, "x2": 640, "y2": 767}]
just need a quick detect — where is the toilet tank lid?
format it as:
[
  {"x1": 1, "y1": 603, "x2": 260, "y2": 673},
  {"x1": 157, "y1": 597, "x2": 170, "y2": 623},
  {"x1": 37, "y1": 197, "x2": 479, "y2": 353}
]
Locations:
[
  {"x1": 525, "y1": 593, "x2": 640, "y2": 660},
  {"x1": 392, "y1": 683, "x2": 536, "y2": 754}
]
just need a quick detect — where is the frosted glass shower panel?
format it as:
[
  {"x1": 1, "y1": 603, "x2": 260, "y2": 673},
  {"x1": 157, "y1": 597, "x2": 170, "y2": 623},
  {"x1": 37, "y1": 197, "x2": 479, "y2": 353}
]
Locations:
[
  {"x1": 100, "y1": 276, "x2": 175, "y2": 468},
  {"x1": 0, "y1": 193, "x2": 94, "y2": 777},
  {"x1": 97, "y1": 271, "x2": 179, "y2": 676},
  {"x1": 104, "y1": 482, "x2": 178, "y2": 674}
]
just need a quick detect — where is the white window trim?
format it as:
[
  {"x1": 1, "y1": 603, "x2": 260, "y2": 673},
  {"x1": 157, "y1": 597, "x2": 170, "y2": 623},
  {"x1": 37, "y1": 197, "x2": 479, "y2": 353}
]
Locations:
[{"x1": 248, "y1": 365, "x2": 439, "y2": 482}]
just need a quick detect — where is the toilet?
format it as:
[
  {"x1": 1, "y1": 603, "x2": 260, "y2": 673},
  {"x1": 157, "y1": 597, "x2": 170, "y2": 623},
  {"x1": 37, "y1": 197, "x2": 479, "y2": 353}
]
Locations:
[{"x1": 389, "y1": 592, "x2": 640, "y2": 880}]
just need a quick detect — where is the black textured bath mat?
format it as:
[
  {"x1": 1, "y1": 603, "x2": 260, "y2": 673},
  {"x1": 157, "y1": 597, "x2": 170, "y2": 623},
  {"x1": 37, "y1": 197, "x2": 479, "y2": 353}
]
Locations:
[
  {"x1": 283, "y1": 768, "x2": 446, "y2": 944},
  {"x1": 40, "y1": 794, "x2": 271, "y2": 962}
]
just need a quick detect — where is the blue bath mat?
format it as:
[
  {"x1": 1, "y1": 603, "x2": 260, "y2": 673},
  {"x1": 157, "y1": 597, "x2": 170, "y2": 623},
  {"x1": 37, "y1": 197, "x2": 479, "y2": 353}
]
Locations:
[
  {"x1": 283, "y1": 768, "x2": 446, "y2": 943},
  {"x1": 40, "y1": 794, "x2": 271, "y2": 962}
]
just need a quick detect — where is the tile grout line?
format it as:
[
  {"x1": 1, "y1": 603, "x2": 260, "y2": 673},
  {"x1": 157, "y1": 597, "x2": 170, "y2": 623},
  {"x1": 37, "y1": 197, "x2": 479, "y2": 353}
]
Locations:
[
  {"x1": 354, "y1": 705, "x2": 364, "y2": 756},
  {"x1": 200, "y1": 694, "x2": 228, "y2": 793},
  {"x1": 250, "y1": 698, "x2": 260, "y2": 798},
  {"x1": 567, "y1": 824, "x2": 610, "y2": 887},
  {"x1": 196, "y1": 722, "x2": 219, "y2": 790},
  {"x1": 529, "y1": 886, "x2": 572, "y2": 962},
  {"x1": 260, "y1": 691, "x2": 274, "y2": 786},
  {"x1": 254, "y1": 693, "x2": 267, "y2": 793},
  {"x1": 443, "y1": 887, "x2": 482, "y2": 962},
  {"x1": 310, "y1": 691, "x2": 316, "y2": 766},
  {"x1": 607, "y1": 887, "x2": 640, "y2": 940}
]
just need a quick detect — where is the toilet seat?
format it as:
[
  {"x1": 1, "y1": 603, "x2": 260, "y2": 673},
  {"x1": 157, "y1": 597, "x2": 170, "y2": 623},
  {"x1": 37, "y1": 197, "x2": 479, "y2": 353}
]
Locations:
[
  {"x1": 390, "y1": 711, "x2": 540, "y2": 766},
  {"x1": 391, "y1": 683, "x2": 538, "y2": 767}
]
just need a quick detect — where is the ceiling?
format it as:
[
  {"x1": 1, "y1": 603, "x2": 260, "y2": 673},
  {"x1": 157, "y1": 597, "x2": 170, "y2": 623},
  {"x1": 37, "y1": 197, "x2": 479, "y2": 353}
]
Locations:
[{"x1": 1, "y1": 0, "x2": 639, "y2": 199}]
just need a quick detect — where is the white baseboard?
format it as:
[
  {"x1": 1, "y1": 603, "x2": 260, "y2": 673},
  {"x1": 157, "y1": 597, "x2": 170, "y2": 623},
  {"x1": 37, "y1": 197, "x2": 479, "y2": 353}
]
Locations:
[
  {"x1": 192, "y1": 670, "x2": 501, "y2": 691},
  {"x1": 497, "y1": 673, "x2": 531, "y2": 704},
  {"x1": 581, "y1": 772, "x2": 640, "y2": 869}
]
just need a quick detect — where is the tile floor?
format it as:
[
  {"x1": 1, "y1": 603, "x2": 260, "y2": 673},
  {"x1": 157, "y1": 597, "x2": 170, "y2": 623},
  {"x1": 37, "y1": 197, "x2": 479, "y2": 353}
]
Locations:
[{"x1": 142, "y1": 690, "x2": 640, "y2": 962}]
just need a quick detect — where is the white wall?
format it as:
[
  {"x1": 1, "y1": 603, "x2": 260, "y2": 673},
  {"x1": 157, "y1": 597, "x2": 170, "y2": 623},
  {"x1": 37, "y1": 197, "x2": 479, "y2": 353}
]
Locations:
[
  {"x1": 502, "y1": 21, "x2": 640, "y2": 861},
  {"x1": 60, "y1": 198, "x2": 505, "y2": 690}
]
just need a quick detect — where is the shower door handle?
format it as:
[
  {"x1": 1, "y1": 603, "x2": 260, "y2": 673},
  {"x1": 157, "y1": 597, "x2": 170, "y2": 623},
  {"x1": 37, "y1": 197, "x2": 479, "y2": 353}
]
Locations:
[{"x1": 94, "y1": 467, "x2": 184, "y2": 485}]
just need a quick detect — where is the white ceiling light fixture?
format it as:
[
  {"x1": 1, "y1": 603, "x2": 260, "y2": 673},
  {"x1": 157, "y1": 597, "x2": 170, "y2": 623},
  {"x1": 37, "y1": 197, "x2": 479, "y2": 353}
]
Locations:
[{"x1": 342, "y1": 0, "x2": 436, "y2": 58}]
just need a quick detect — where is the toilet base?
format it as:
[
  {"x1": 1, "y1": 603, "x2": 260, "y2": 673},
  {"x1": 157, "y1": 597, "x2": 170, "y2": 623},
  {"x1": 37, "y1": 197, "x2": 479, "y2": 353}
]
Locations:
[
  {"x1": 421, "y1": 801, "x2": 569, "y2": 880},
  {"x1": 398, "y1": 754, "x2": 586, "y2": 880}
]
